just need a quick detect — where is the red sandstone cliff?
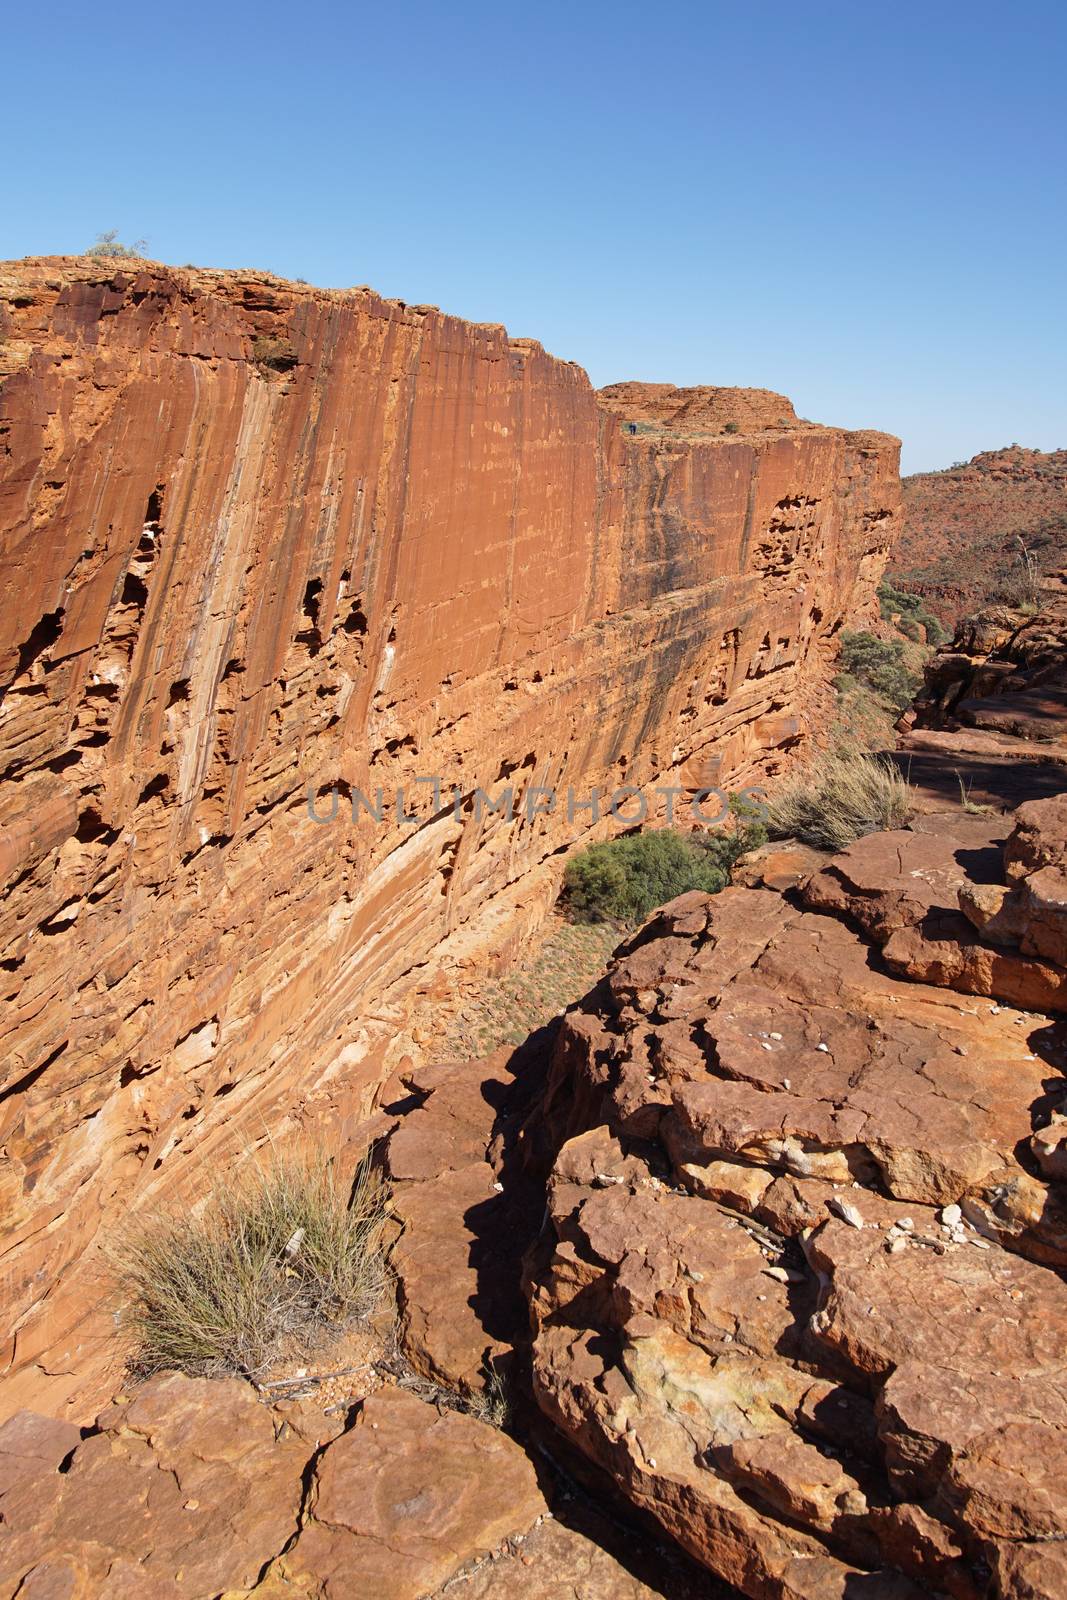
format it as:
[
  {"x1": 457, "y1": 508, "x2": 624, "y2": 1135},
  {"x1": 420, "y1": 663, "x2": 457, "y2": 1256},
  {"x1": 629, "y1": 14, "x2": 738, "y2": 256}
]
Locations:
[{"x1": 0, "y1": 257, "x2": 899, "y2": 1418}]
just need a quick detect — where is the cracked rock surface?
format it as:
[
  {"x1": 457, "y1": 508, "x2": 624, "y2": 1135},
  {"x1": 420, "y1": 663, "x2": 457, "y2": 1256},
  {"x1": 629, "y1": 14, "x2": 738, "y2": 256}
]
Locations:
[{"x1": 524, "y1": 798, "x2": 1067, "y2": 1599}]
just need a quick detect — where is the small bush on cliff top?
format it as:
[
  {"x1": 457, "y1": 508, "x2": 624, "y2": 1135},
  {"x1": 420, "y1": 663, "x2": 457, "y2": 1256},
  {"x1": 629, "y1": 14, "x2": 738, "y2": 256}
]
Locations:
[
  {"x1": 85, "y1": 229, "x2": 146, "y2": 260},
  {"x1": 563, "y1": 814, "x2": 766, "y2": 927},
  {"x1": 766, "y1": 746, "x2": 912, "y2": 852},
  {"x1": 113, "y1": 1150, "x2": 386, "y2": 1380}
]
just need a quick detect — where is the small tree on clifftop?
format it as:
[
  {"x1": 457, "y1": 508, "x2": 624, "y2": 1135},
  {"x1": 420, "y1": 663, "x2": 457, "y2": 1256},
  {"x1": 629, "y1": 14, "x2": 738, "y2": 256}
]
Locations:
[{"x1": 85, "y1": 230, "x2": 147, "y2": 260}]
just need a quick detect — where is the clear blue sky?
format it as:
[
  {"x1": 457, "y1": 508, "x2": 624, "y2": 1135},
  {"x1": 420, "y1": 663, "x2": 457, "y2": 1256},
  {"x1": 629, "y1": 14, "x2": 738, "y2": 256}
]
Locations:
[{"x1": 3, "y1": 0, "x2": 1064, "y2": 472}]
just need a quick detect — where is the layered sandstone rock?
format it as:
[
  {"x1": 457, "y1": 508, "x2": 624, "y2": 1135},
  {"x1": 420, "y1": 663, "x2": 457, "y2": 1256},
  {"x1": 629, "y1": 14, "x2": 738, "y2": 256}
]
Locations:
[
  {"x1": 0, "y1": 256, "x2": 899, "y2": 1417},
  {"x1": 598, "y1": 382, "x2": 802, "y2": 435},
  {"x1": 908, "y1": 572, "x2": 1067, "y2": 747},
  {"x1": 521, "y1": 800, "x2": 1067, "y2": 1599},
  {"x1": 896, "y1": 572, "x2": 1067, "y2": 814}
]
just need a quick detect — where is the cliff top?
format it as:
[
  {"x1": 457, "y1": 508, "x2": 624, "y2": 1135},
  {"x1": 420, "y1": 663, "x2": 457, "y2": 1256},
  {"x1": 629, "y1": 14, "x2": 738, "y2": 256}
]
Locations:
[
  {"x1": 597, "y1": 379, "x2": 898, "y2": 451},
  {"x1": 1, "y1": 258, "x2": 898, "y2": 450}
]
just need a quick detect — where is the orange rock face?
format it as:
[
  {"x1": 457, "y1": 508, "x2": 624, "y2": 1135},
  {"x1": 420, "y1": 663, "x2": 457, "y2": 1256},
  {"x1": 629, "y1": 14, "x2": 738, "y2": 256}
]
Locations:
[{"x1": 0, "y1": 257, "x2": 899, "y2": 1418}]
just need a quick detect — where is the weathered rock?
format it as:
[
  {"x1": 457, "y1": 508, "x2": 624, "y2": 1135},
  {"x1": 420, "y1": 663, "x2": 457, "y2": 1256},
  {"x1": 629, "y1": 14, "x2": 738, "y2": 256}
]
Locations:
[
  {"x1": 0, "y1": 1373, "x2": 308, "y2": 1598},
  {"x1": 457, "y1": 1511, "x2": 720, "y2": 1599},
  {"x1": 280, "y1": 1386, "x2": 546, "y2": 1599},
  {"x1": 805, "y1": 801, "x2": 1067, "y2": 1011},
  {"x1": 0, "y1": 1373, "x2": 555, "y2": 1600},
  {"x1": 910, "y1": 572, "x2": 1067, "y2": 744},
  {"x1": 386, "y1": 1049, "x2": 539, "y2": 1394},
  {"x1": 524, "y1": 798, "x2": 1067, "y2": 1599},
  {"x1": 0, "y1": 256, "x2": 900, "y2": 1419}
]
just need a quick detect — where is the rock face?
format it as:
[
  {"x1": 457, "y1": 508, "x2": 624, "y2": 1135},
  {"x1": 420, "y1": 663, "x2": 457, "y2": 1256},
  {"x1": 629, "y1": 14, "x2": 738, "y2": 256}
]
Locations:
[
  {"x1": 523, "y1": 797, "x2": 1067, "y2": 1599},
  {"x1": 895, "y1": 446, "x2": 1067, "y2": 626},
  {"x1": 0, "y1": 257, "x2": 899, "y2": 1418}
]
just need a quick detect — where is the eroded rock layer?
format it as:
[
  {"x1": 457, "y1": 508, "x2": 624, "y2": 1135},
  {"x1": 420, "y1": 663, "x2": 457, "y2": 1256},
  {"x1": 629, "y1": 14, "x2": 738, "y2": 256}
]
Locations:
[
  {"x1": 0, "y1": 257, "x2": 898, "y2": 1417},
  {"x1": 523, "y1": 799, "x2": 1067, "y2": 1599}
]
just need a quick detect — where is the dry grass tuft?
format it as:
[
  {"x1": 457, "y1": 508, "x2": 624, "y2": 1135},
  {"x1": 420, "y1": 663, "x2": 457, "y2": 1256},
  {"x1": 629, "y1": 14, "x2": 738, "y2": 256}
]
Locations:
[
  {"x1": 112, "y1": 1150, "x2": 387, "y2": 1380},
  {"x1": 766, "y1": 746, "x2": 913, "y2": 851}
]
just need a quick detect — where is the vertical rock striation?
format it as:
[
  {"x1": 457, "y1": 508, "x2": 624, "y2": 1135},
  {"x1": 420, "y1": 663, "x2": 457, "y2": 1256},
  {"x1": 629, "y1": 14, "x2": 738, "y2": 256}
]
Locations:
[{"x1": 0, "y1": 258, "x2": 899, "y2": 1416}]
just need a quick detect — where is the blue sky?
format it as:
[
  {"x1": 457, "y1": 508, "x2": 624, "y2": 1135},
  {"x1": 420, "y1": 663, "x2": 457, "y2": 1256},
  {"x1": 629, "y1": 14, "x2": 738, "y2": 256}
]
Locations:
[{"x1": 3, "y1": 0, "x2": 1064, "y2": 472}]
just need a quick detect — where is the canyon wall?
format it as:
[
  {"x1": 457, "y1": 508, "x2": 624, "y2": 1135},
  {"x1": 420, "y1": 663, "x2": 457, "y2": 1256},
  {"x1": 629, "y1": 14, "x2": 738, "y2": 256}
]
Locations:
[{"x1": 0, "y1": 258, "x2": 899, "y2": 1418}]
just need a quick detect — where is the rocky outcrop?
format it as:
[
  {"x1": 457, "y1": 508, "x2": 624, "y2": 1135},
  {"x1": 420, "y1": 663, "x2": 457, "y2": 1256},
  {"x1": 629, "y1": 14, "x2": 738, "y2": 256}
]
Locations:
[
  {"x1": 598, "y1": 382, "x2": 804, "y2": 435},
  {"x1": 0, "y1": 257, "x2": 899, "y2": 1418},
  {"x1": 909, "y1": 573, "x2": 1067, "y2": 747},
  {"x1": 894, "y1": 572, "x2": 1067, "y2": 815},
  {"x1": 520, "y1": 795, "x2": 1067, "y2": 1599}
]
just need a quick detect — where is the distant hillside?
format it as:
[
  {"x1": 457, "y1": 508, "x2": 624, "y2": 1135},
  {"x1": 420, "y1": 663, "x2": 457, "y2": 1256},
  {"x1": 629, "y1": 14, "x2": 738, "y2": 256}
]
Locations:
[{"x1": 892, "y1": 446, "x2": 1067, "y2": 625}]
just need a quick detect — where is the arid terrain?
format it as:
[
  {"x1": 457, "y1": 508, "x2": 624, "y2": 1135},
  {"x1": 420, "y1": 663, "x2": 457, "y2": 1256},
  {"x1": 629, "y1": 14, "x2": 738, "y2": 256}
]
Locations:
[
  {"x1": 896, "y1": 446, "x2": 1067, "y2": 625},
  {"x1": 3, "y1": 256, "x2": 1067, "y2": 1600}
]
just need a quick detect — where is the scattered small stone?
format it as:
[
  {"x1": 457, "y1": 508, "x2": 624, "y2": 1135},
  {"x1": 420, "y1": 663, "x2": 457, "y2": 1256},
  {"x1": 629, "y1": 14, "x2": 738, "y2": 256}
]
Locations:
[
  {"x1": 886, "y1": 1235, "x2": 908, "y2": 1254},
  {"x1": 816, "y1": 1043, "x2": 830, "y2": 1053},
  {"x1": 763, "y1": 1265, "x2": 802, "y2": 1283},
  {"x1": 828, "y1": 1196, "x2": 864, "y2": 1229},
  {"x1": 940, "y1": 1203, "x2": 963, "y2": 1227}
]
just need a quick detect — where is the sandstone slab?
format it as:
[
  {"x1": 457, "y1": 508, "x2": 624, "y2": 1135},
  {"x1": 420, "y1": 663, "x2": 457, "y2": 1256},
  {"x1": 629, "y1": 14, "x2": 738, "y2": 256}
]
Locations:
[{"x1": 281, "y1": 1386, "x2": 546, "y2": 1599}]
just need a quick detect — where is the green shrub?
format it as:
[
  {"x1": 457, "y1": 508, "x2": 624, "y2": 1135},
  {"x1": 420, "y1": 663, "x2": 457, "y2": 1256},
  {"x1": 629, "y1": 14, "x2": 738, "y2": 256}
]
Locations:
[
  {"x1": 112, "y1": 1150, "x2": 386, "y2": 1379},
  {"x1": 876, "y1": 579, "x2": 947, "y2": 645},
  {"x1": 766, "y1": 747, "x2": 912, "y2": 851},
  {"x1": 251, "y1": 335, "x2": 298, "y2": 374},
  {"x1": 563, "y1": 813, "x2": 766, "y2": 926},
  {"x1": 836, "y1": 630, "x2": 921, "y2": 715},
  {"x1": 722, "y1": 420, "x2": 741, "y2": 434}
]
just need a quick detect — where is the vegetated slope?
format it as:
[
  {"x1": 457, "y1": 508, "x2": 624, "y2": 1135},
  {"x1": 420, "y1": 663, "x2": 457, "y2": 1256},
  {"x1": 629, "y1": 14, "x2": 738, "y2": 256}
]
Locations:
[{"x1": 894, "y1": 446, "x2": 1067, "y2": 625}]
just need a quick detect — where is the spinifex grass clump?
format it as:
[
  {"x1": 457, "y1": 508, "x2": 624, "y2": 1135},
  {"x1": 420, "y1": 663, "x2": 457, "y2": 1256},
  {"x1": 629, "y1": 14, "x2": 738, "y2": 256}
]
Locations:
[
  {"x1": 114, "y1": 1150, "x2": 387, "y2": 1379},
  {"x1": 766, "y1": 746, "x2": 912, "y2": 851}
]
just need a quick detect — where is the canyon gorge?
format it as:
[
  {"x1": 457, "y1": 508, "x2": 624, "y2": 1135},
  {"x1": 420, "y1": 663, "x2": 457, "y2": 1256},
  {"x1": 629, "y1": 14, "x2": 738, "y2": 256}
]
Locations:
[
  {"x1": 0, "y1": 257, "x2": 900, "y2": 1422},
  {"x1": 5, "y1": 255, "x2": 1067, "y2": 1600}
]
